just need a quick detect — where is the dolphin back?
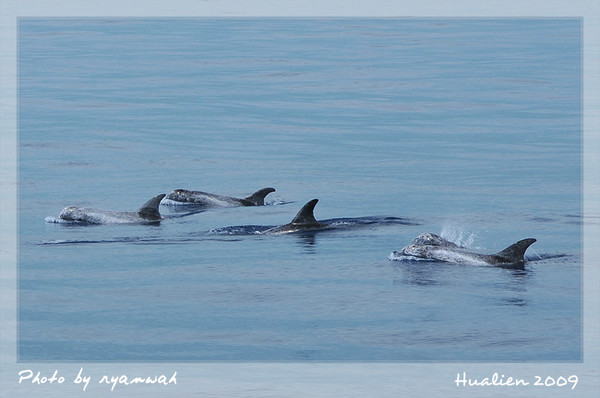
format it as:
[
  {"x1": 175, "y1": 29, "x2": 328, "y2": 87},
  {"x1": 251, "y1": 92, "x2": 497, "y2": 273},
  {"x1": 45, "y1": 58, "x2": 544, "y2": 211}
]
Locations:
[
  {"x1": 244, "y1": 187, "x2": 276, "y2": 206},
  {"x1": 492, "y1": 238, "x2": 537, "y2": 264},
  {"x1": 137, "y1": 194, "x2": 166, "y2": 220}
]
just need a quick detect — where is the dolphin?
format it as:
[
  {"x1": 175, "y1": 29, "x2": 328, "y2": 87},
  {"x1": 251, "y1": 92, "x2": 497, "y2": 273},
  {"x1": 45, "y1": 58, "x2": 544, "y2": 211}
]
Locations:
[
  {"x1": 391, "y1": 232, "x2": 537, "y2": 267},
  {"x1": 53, "y1": 194, "x2": 166, "y2": 224},
  {"x1": 262, "y1": 199, "x2": 326, "y2": 234},
  {"x1": 163, "y1": 187, "x2": 275, "y2": 207},
  {"x1": 211, "y1": 199, "x2": 419, "y2": 236}
]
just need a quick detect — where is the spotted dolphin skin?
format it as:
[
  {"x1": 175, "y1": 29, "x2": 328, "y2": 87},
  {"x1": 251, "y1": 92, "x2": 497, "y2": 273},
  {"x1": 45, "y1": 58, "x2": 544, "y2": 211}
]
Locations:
[
  {"x1": 392, "y1": 232, "x2": 537, "y2": 267},
  {"x1": 163, "y1": 187, "x2": 275, "y2": 207},
  {"x1": 262, "y1": 198, "x2": 325, "y2": 234},
  {"x1": 54, "y1": 194, "x2": 166, "y2": 224}
]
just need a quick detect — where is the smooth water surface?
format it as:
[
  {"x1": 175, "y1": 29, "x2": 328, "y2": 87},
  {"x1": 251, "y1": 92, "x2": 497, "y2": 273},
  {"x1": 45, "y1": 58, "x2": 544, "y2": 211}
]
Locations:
[{"x1": 18, "y1": 18, "x2": 581, "y2": 361}]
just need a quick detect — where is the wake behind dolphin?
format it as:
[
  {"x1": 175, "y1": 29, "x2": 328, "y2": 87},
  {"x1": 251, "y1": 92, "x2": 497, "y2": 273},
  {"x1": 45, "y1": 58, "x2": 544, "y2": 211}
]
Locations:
[
  {"x1": 46, "y1": 194, "x2": 167, "y2": 225},
  {"x1": 211, "y1": 198, "x2": 420, "y2": 235},
  {"x1": 162, "y1": 187, "x2": 276, "y2": 207},
  {"x1": 389, "y1": 232, "x2": 537, "y2": 267}
]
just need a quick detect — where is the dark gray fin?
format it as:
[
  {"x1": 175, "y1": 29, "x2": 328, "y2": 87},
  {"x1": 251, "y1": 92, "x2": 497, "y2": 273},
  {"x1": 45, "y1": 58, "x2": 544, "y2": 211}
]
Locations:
[
  {"x1": 494, "y1": 238, "x2": 537, "y2": 263},
  {"x1": 244, "y1": 187, "x2": 276, "y2": 206},
  {"x1": 137, "y1": 194, "x2": 166, "y2": 220},
  {"x1": 290, "y1": 199, "x2": 320, "y2": 225}
]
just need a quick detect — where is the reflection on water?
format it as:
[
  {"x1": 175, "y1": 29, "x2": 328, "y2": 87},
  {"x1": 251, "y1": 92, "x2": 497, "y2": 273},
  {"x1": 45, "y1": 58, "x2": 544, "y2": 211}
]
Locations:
[
  {"x1": 391, "y1": 262, "x2": 451, "y2": 287},
  {"x1": 497, "y1": 297, "x2": 528, "y2": 307},
  {"x1": 392, "y1": 261, "x2": 536, "y2": 307},
  {"x1": 392, "y1": 265, "x2": 440, "y2": 287},
  {"x1": 295, "y1": 232, "x2": 317, "y2": 248}
]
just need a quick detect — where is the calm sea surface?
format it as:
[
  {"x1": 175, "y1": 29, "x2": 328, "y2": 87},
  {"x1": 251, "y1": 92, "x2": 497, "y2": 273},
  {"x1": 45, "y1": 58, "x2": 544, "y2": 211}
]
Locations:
[{"x1": 18, "y1": 18, "x2": 581, "y2": 361}]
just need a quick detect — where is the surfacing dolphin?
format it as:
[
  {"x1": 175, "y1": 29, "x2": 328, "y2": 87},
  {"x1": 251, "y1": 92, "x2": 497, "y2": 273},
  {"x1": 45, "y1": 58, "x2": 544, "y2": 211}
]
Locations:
[
  {"x1": 163, "y1": 187, "x2": 276, "y2": 207},
  {"x1": 262, "y1": 199, "x2": 325, "y2": 234},
  {"x1": 49, "y1": 194, "x2": 167, "y2": 224},
  {"x1": 390, "y1": 232, "x2": 536, "y2": 267},
  {"x1": 211, "y1": 199, "x2": 419, "y2": 235}
]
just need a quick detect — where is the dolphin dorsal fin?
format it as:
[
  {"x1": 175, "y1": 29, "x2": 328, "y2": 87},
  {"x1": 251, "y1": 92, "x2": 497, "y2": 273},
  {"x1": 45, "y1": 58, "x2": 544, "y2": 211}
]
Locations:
[
  {"x1": 290, "y1": 199, "x2": 320, "y2": 225},
  {"x1": 137, "y1": 193, "x2": 166, "y2": 220},
  {"x1": 494, "y1": 238, "x2": 537, "y2": 263},
  {"x1": 244, "y1": 187, "x2": 276, "y2": 205}
]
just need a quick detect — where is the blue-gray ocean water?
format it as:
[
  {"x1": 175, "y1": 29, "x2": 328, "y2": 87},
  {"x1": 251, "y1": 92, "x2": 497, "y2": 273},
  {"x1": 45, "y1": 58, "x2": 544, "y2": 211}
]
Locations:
[{"x1": 18, "y1": 18, "x2": 581, "y2": 361}]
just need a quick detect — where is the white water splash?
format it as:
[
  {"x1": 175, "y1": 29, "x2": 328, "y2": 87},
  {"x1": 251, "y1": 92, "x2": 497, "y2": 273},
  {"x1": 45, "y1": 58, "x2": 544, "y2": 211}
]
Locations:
[
  {"x1": 44, "y1": 216, "x2": 77, "y2": 224},
  {"x1": 528, "y1": 247, "x2": 544, "y2": 260},
  {"x1": 440, "y1": 225, "x2": 478, "y2": 248},
  {"x1": 388, "y1": 251, "x2": 428, "y2": 262},
  {"x1": 265, "y1": 198, "x2": 288, "y2": 206}
]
